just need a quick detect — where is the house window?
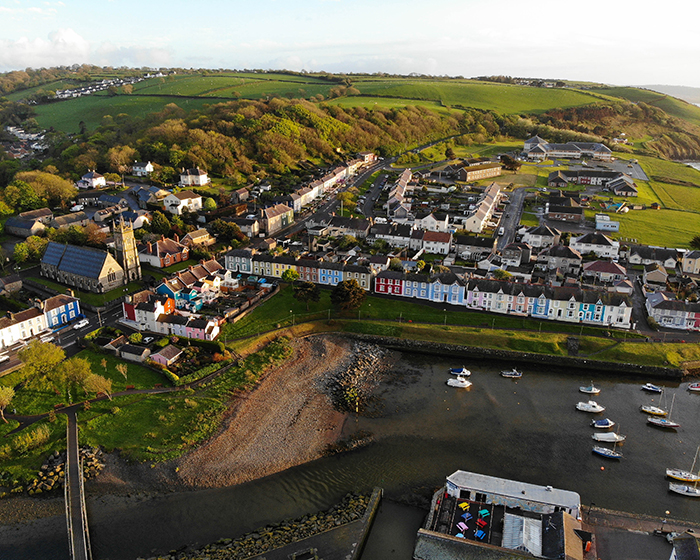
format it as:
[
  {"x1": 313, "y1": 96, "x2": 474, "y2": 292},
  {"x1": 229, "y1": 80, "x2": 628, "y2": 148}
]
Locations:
[{"x1": 69, "y1": 311, "x2": 75, "y2": 319}]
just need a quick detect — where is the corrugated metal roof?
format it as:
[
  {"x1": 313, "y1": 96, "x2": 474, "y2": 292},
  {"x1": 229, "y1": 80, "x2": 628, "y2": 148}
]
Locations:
[{"x1": 502, "y1": 513, "x2": 542, "y2": 557}]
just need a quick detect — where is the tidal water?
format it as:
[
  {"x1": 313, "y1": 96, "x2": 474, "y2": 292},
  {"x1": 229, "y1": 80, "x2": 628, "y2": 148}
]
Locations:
[{"x1": 2, "y1": 351, "x2": 700, "y2": 560}]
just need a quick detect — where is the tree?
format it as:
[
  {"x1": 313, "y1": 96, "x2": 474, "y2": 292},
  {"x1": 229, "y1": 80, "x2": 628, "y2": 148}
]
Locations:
[
  {"x1": 150, "y1": 211, "x2": 171, "y2": 235},
  {"x1": 18, "y1": 341, "x2": 65, "y2": 386},
  {"x1": 416, "y1": 260, "x2": 427, "y2": 272},
  {"x1": 281, "y1": 269, "x2": 300, "y2": 283},
  {"x1": 14, "y1": 171, "x2": 77, "y2": 206},
  {"x1": 203, "y1": 197, "x2": 217, "y2": 212},
  {"x1": 389, "y1": 257, "x2": 404, "y2": 271},
  {"x1": 0, "y1": 386, "x2": 14, "y2": 423},
  {"x1": 293, "y1": 281, "x2": 321, "y2": 311},
  {"x1": 331, "y1": 279, "x2": 366, "y2": 310},
  {"x1": 493, "y1": 268, "x2": 513, "y2": 280},
  {"x1": 83, "y1": 374, "x2": 113, "y2": 400},
  {"x1": 116, "y1": 363, "x2": 128, "y2": 381},
  {"x1": 107, "y1": 145, "x2": 138, "y2": 182},
  {"x1": 3, "y1": 180, "x2": 43, "y2": 212},
  {"x1": 690, "y1": 235, "x2": 700, "y2": 250},
  {"x1": 129, "y1": 332, "x2": 143, "y2": 344},
  {"x1": 59, "y1": 357, "x2": 92, "y2": 394}
]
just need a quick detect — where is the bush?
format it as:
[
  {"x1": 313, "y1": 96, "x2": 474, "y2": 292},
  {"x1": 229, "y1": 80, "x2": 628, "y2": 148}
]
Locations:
[
  {"x1": 11, "y1": 424, "x2": 50, "y2": 455},
  {"x1": 155, "y1": 337, "x2": 169, "y2": 348},
  {"x1": 129, "y1": 332, "x2": 143, "y2": 344}
]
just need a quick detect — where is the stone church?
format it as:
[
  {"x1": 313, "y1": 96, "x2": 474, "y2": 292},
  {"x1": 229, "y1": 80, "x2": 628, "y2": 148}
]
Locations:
[{"x1": 40, "y1": 217, "x2": 142, "y2": 294}]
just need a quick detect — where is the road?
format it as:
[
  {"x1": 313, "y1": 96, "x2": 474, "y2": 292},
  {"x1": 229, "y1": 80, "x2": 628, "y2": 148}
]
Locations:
[{"x1": 496, "y1": 187, "x2": 527, "y2": 251}]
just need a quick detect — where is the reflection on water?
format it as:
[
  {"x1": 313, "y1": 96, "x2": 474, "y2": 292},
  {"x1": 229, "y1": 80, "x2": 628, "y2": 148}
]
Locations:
[{"x1": 3, "y1": 352, "x2": 700, "y2": 560}]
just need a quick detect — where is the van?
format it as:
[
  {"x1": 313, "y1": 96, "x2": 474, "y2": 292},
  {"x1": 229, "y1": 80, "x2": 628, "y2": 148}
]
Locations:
[{"x1": 498, "y1": 227, "x2": 505, "y2": 236}]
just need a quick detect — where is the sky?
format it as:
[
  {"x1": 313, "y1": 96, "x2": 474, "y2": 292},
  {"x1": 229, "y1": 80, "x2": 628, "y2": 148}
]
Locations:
[{"x1": 1, "y1": 0, "x2": 699, "y2": 88}]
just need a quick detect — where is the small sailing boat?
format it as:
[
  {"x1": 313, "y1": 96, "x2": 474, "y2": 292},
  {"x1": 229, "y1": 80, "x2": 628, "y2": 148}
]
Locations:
[
  {"x1": 669, "y1": 483, "x2": 700, "y2": 497},
  {"x1": 648, "y1": 393, "x2": 681, "y2": 429},
  {"x1": 667, "y1": 446, "x2": 700, "y2": 483},
  {"x1": 501, "y1": 368, "x2": 522, "y2": 378},
  {"x1": 593, "y1": 443, "x2": 623, "y2": 459},
  {"x1": 641, "y1": 389, "x2": 667, "y2": 416},
  {"x1": 579, "y1": 382, "x2": 600, "y2": 395},
  {"x1": 688, "y1": 382, "x2": 700, "y2": 393},
  {"x1": 449, "y1": 367, "x2": 471, "y2": 376},
  {"x1": 591, "y1": 418, "x2": 615, "y2": 429}
]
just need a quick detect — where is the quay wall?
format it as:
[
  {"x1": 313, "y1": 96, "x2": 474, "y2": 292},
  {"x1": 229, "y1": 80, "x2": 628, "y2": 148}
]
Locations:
[{"x1": 339, "y1": 333, "x2": 687, "y2": 379}]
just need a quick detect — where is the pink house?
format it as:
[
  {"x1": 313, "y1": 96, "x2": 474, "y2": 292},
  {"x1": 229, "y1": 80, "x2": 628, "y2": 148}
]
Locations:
[{"x1": 150, "y1": 345, "x2": 183, "y2": 367}]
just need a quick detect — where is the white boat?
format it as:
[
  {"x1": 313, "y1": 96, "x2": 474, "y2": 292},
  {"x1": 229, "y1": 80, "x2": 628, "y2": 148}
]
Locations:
[
  {"x1": 592, "y1": 432, "x2": 626, "y2": 443},
  {"x1": 688, "y1": 382, "x2": 700, "y2": 393},
  {"x1": 579, "y1": 382, "x2": 600, "y2": 395},
  {"x1": 576, "y1": 400, "x2": 605, "y2": 413},
  {"x1": 447, "y1": 375, "x2": 472, "y2": 388},
  {"x1": 591, "y1": 418, "x2": 615, "y2": 429},
  {"x1": 648, "y1": 394, "x2": 680, "y2": 429},
  {"x1": 640, "y1": 405, "x2": 667, "y2": 417},
  {"x1": 669, "y1": 483, "x2": 700, "y2": 498},
  {"x1": 593, "y1": 444, "x2": 623, "y2": 459},
  {"x1": 449, "y1": 367, "x2": 471, "y2": 377},
  {"x1": 501, "y1": 368, "x2": 522, "y2": 378},
  {"x1": 667, "y1": 446, "x2": 700, "y2": 483},
  {"x1": 642, "y1": 383, "x2": 663, "y2": 393}
]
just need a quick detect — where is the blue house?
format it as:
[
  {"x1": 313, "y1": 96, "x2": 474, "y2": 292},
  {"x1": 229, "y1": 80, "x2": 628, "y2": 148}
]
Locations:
[
  {"x1": 318, "y1": 262, "x2": 344, "y2": 286},
  {"x1": 42, "y1": 293, "x2": 81, "y2": 328}
]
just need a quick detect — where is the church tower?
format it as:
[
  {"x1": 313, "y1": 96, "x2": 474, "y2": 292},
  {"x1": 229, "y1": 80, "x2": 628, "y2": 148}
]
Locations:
[{"x1": 113, "y1": 217, "x2": 142, "y2": 283}]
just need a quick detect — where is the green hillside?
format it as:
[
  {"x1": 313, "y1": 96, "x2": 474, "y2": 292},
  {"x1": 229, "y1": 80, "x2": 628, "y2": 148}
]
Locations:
[
  {"x1": 351, "y1": 79, "x2": 603, "y2": 114},
  {"x1": 594, "y1": 86, "x2": 700, "y2": 129}
]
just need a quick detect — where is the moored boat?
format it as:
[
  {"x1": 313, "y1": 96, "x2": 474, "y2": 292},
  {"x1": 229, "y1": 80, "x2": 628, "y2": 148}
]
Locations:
[
  {"x1": 501, "y1": 368, "x2": 522, "y2": 378},
  {"x1": 449, "y1": 367, "x2": 471, "y2": 377},
  {"x1": 591, "y1": 418, "x2": 615, "y2": 429},
  {"x1": 579, "y1": 382, "x2": 600, "y2": 395},
  {"x1": 667, "y1": 446, "x2": 700, "y2": 483},
  {"x1": 447, "y1": 375, "x2": 472, "y2": 389},
  {"x1": 593, "y1": 445, "x2": 623, "y2": 459},
  {"x1": 688, "y1": 382, "x2": 700, "y2": 393},
  {"x1": 592, "y1": 432, "x2": 626, "y2": 443},
  {"x1": 648, "y1": 394, "x2": 680, "y2": 429},
  {"x1": 640, "y1": 404, "x2": 667, "y2": 417},
  {"x1": 642, "y1": 383, "x2": 663, "y2": 393},
  {"x1": 576, "y1": 400, "x2": 605, "y2": 413},
  {"x1": 669, "y1": 483, "x2": 700, "y2": 498}
]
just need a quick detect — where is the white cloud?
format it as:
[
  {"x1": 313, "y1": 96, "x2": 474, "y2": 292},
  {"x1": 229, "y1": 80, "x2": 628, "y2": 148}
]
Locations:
[{"x1": 0, "y1": 28, "x2": 90, "y2": 69}]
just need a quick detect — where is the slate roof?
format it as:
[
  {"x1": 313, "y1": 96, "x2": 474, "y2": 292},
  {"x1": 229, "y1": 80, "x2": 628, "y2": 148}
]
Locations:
[
  {"x1": 43, "y1": 294, "x2": 79, "y2": 313},
  {"x1": 172, "y1": 190, "x2": 200, "y2": 201},
  {"x1": 572, "y1": 233, "x2": 615, "y2": 246},
  {"x1": 42, "y1": 242, "x2": 112, "y2": 279},
  {"x1": 0, "y1": 307, "x2": 43, "y2": 330},
  {"x1": 19, "y1": 208, "x2": 52, "y2": 220}
]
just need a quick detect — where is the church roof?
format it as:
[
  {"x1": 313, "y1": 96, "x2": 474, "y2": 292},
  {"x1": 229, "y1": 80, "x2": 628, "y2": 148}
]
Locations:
[{"x1": 42, "y1": 242, "x2": 116, "y2": 279}]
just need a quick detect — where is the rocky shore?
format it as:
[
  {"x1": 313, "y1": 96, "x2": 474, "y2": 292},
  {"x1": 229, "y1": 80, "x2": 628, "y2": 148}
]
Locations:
[{"x1": 138, "y1": 492, "x2": 372, "y2": 560}]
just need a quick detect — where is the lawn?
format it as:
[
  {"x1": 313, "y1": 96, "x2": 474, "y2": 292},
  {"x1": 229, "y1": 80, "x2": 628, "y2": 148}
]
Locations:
[
  {"x1": 327, "y1": 96, "x2": 448, "y2": 113},
  {"x1": 28, "y1": 276, "x2": 142, "y2": 307},
  {"x1": 221, "y1": 285, "x2": 645, "y2": 341},
  {"x1": 612, "y1": 208, "x2": 699, "y2": 247},
  {"x1": 76, "y1": 348, "x2": 168, "y2": 392}
]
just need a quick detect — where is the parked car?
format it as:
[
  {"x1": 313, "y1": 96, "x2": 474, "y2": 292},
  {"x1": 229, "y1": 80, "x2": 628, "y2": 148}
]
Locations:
[
  {"x1": 73, "y1": 318, "x2": 90, "y2": 330},
  {"x1": 0, "y1": 354, "x2": 9, "y2": 363},
  {"x1": 143, "y1": 336, "x2": 154, "y2": 344},
  {"x1": 70, "y1": 204, "x2": 85, "y2": 212}
]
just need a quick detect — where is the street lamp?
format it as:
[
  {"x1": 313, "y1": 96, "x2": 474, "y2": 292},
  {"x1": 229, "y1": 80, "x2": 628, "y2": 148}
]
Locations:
[
  {"x1": 289, "y1": 310, "x2": 294, "y2": 326},
  {"x1": 443, "y1": 308, "x2": 447, "y2": 326}
]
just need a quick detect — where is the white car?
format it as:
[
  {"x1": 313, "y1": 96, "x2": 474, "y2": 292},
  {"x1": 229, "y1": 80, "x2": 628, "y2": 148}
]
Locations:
[
  {"x1": 143, "y1": 336, "x2": 154, "y2": 344},
  {"x1": 70, "y1": 204, "x2": 85, "y2": 212},
  {"x1": 73, "y1": 319, "x2": 90, "y2": 330},
  {"x1": 0, "y1": 354, "x2": 9, "y2": 363}
]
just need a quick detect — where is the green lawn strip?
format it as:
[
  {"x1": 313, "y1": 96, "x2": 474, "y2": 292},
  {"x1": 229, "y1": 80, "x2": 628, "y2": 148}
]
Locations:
[
  {"x1": 27, "y1": 276, "x2": 141, "y2": 306},
  {"x1": 519, "y1": 212, "x2": 540, "y2": 227},
  {"x1": 160, "y1": 259, "x2": 198, "y2": 274},
  {"x1": 222, "y1": 286, "x2": 644, "y2": 341}
]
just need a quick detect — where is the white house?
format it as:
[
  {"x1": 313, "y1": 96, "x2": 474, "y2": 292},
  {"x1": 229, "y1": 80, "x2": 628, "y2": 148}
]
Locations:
[
  {"x1": 81, "y1": 170, "x2": 106, "y2": 189},
  {"x1": 570, "y1": 233, "x2": 620, "y2": 259},
  {"x1": 0, "y1": 308, "x2": 48, "y2": 349},
  {"x1": 132, "y1": 161, "x2": 154, "y2": 177},
  {"x1": 163, "y1": 190, "x2": 203, "y2": 215},
  {"x1": 179, "y1": 168, "x2": 209, "y2": 187}
]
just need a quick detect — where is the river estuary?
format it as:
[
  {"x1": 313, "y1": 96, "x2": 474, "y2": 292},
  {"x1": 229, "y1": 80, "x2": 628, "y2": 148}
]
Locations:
[{"x1": 2, "y1": 350, "x2": 700, "y2": 560}]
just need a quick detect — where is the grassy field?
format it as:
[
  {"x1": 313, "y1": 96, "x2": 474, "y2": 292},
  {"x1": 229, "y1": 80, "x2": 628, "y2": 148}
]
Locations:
[
  {"x1": 327, "y1": 96, "x2": 448, "y2": 113},
  {"x1": 593, "y1": 87, "x2": 700, "y2": 129},
  {"x1": 351, "y1": 79, "x2": 602, "y2": 114},
  {"x1": 613, "y1": 209, "x2": 700, "y2": 247},
  {"x1": 33, "y1": 94, "x2": 215, "y2": 133}
]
